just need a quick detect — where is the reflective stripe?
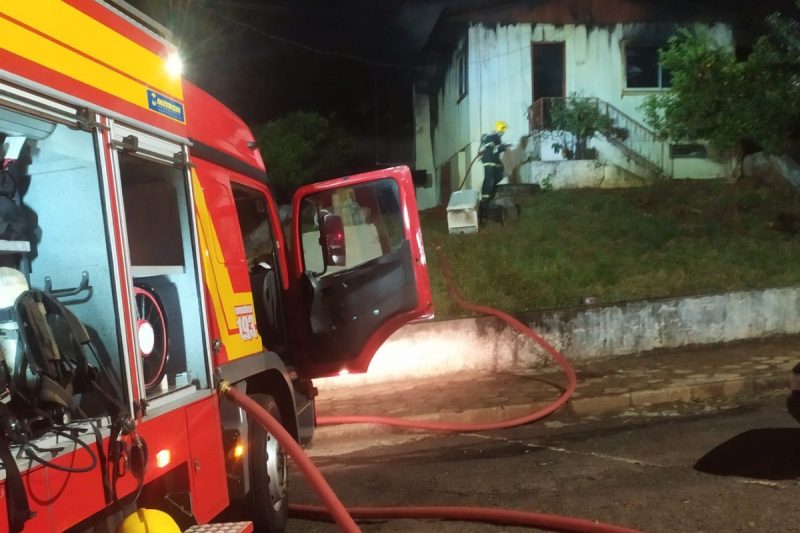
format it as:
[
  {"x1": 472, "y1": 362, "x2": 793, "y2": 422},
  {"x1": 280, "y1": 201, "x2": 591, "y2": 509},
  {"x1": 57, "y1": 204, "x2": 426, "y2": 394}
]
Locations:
[{"x1": 0, "y1": 1, "x2": 184, "y2": 121}]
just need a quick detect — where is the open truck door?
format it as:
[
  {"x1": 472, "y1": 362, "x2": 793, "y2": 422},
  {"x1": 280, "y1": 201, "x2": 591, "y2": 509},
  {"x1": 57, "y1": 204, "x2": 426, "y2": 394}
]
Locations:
[{"x1": 290, "y1": 166, "x2": 432, "y2": 378}]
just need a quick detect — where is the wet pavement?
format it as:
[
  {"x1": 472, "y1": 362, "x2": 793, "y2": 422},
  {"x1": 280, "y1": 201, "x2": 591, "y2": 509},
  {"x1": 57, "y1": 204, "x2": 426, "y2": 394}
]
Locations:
[
  {"x1": 314, "y1": 335, "x2": 800, "y2": 442},
  {"x1": 292, "y1": 395, "x2": 800, "y2": 532}
]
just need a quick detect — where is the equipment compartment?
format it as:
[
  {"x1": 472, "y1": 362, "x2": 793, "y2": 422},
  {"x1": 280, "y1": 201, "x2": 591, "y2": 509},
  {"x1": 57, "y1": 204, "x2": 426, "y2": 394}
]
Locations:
[
  {"x1": 117, "y1": 144, "x2": 209, "y2": 403},
  {"x1": 1, "y1": 110, "x2": 126, "y2": 393}
]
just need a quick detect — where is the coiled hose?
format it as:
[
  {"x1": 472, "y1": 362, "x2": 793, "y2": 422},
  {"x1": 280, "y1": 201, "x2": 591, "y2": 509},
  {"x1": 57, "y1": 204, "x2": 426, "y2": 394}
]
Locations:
[{"x1": 316, "y1": 250, "x2": 576, "y2": 431}]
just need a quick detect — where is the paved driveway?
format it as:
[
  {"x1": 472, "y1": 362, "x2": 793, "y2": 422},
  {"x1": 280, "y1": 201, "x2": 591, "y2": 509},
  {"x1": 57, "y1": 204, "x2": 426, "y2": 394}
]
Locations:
[{"x1": 289, "y1": 395, "x2": 799, "y2": 532}]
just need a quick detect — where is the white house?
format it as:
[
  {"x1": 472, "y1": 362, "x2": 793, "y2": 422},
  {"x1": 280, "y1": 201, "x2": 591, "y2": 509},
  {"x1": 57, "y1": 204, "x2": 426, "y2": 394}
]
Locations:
[{"x1": 413, "y1": 0, "x2": 735, "y2": 210}]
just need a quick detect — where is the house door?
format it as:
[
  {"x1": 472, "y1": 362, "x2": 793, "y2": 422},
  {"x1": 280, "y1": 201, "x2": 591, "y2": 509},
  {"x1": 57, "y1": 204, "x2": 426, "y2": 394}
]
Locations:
[
  {"x1": 439, "y1": 160, "x2": 452, "y2": 206},
  {"x1": 532, "y1": 43, "x2": 565, "y2": 102}
]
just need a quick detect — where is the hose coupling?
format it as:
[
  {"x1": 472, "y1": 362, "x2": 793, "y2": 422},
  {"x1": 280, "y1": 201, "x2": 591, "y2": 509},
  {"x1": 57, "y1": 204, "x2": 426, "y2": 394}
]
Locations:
[{"x1": 218, "y1": 379, "x2": 232, "y2": 397}]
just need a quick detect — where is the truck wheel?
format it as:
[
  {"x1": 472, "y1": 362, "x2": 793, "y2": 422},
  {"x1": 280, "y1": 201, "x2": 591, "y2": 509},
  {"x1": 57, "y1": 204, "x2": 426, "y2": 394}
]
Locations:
[{"x1": 248, "y1": 393, "x2": 289, "y2": 532}]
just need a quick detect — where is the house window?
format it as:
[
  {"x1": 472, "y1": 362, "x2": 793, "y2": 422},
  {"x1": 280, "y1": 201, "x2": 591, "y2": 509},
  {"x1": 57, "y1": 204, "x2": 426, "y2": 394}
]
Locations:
[
  {"x1": 430, "y1": 93, "x2": 439, "y2": 128},
  {"x1": 625, "y1": 44, "x2": 671, "y2": 89},
  {"x1": 670, "y1": 143, "x2": 707, "y2": 159},
  {"x1": 457, "y1": 49, "x2": 468, "y2": 101}
]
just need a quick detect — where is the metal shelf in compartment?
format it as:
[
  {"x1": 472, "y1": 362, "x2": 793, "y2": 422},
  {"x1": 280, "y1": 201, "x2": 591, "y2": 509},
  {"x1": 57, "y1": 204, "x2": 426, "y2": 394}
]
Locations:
[
  {"x1": 130, "y1": 265, "x2": 185, "y2": 278},
  {"x1": 0, "y1": 240, "x2": 30, "y2": 254}
]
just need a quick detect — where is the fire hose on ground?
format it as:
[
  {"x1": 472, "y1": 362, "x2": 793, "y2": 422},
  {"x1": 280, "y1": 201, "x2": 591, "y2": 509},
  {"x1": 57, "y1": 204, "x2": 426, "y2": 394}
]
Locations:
[
  {"x1": 218, "y1": 251, "x2": 643, "y2": 532},
  {"x1": 315, "y1": 250, "x2": 576, "y2": 432}
]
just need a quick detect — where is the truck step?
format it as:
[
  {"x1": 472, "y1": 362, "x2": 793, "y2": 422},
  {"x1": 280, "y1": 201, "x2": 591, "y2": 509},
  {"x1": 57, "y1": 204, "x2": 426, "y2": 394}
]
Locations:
[{"x1": 184, "y1": 522, "x2": 253, "y2": 533}]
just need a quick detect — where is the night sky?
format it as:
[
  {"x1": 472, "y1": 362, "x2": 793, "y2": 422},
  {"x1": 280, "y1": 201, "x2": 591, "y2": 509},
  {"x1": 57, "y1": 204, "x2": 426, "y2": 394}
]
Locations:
[
  {"x1": 126, "y1": 0, "x2": 796, "y2": 167},
  {"x1": 128, "y1": 0, "x2": 451, "y2": 135}
]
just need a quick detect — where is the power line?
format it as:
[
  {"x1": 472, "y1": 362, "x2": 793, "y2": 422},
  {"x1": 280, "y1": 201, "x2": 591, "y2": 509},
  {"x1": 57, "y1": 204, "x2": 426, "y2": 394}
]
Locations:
[
  {"x1": 207, "y1": 0, "x2": 393, "y2": 17},
  {"x1": 199, "y1": 4, "x2": 414, "y2": 69}
]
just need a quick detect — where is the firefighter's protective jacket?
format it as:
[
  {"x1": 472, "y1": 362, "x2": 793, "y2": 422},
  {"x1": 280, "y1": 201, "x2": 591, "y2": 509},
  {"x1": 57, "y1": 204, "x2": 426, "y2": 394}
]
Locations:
[{"x1": 480, "y1": 133, "x2": 505, "y2": 167}]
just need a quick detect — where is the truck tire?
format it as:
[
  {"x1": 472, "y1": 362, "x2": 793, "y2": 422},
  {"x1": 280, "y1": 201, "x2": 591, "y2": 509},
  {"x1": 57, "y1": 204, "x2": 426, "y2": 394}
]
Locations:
[{"x1": 248, "y1": 393, "x2": 289, "y2": 532}]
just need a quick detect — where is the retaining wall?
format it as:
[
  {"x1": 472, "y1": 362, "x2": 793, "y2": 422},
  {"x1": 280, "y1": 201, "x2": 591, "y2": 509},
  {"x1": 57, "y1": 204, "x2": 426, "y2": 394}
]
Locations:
[
  {"x1": 315, "y1": 287, "x2": 800, "y2": 389},
  {"x1": 317, "y1": 286, "x2": 800, "y2": 390}
]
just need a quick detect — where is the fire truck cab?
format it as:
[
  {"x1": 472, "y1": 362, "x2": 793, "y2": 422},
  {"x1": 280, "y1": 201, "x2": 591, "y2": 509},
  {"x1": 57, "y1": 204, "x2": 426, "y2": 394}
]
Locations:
[{"x1": 0, "y1": 2, "x2": 432, "y2": 532}]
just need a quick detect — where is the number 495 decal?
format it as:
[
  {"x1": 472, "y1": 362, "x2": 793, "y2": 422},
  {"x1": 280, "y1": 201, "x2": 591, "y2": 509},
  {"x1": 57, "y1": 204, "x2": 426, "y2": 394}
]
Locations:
[{"x1": 234, "y1": 304, "x2": 258, "y2": 341}]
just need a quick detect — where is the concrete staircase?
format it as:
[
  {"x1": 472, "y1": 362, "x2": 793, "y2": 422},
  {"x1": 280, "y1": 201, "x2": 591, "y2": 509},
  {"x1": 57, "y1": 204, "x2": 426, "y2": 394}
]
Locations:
[{"x1": 528, "y1": 97, "x2": 671, "y2": 179}]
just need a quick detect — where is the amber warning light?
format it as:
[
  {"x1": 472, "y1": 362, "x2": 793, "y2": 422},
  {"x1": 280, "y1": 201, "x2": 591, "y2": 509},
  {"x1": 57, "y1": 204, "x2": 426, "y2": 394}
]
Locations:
[
  {"x1": 156, "y1": 449, "x2": 171, "y2": 468},
  {"x1": 233, "y1": 444, "x2": 245, "y2": 459}
]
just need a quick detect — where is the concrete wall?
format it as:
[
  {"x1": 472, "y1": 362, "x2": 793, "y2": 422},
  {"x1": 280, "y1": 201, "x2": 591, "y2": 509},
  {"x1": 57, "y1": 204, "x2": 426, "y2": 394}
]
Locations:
[
  {"x1": 317, "y1": 285, "x2": 800, "y2": 390},
  {"x1": 431, "y1": 35, "x2": 472, "y2": 183},
  {"x1": 672, "y1": 155, "x2": 730, "y2": 180},
  {"x1": 466, "y1": 23, "x2": 534, "y2": 191},
  {"x1": 522, "y1": 160, "x2": 651, "y2": 189},
  {"x1": 413, "y1": 89, "x2": 438, "y2": 210}
]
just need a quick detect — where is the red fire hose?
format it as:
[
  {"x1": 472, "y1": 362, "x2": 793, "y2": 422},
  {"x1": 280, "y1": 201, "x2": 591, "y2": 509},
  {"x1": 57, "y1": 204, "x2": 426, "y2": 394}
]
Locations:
[
  {"x1": 219, "y1": 250, "x2": 644, "y2": 532},
  {"x1": 221, "y1": 384, "x2": 360, "y2": 531},
  {"x1": 223, "y1": 384, "x2": 641, "y2": 533},
  {"x1": 315, "y1": 250, "x2": 576, "y2": 431}
]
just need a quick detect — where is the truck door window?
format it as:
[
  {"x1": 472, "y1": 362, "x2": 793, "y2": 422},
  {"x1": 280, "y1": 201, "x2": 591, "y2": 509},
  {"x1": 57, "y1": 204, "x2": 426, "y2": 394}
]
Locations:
[
  {"x1": 232, "y1": 185, "x2": 274, "y2": 269},
  {"x1": 232, "y1": 184, "x2": 285, "y2": 350},
  {"x1": 300, "y1": 178, "x2": 404, "y2": 276},
  {"x1": 290, "y1": 167, "x2": 431, "y2": 377}
]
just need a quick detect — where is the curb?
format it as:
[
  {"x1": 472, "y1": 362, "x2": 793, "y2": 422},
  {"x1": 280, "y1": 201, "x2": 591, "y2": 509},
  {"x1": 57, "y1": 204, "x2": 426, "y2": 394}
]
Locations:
[
  {"x1": 311, "y1": 374, "x2": 788, "y2": 446},
  {"x1": 569, "y1": 374, "x2": 784, "y2": 416}
]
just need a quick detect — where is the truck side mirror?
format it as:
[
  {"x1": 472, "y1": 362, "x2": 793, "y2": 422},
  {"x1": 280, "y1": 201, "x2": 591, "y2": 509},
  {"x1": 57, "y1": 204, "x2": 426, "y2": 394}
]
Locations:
[{"x1": 319, "y1": 212, "x2": 346, "y2": 267}]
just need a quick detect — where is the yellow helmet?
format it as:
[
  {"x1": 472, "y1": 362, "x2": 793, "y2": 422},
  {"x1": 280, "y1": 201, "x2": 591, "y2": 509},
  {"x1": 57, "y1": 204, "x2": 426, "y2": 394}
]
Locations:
[
  {"x1": 116, "y1": 509, "x2": 181, "y2": 533},
  {"x1": 495, "y1": 121, "x2": 508, "y2": 133}
]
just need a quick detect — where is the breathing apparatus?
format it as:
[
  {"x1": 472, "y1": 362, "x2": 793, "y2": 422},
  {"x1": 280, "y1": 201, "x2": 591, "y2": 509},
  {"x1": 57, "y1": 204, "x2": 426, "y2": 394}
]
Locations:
[
  {"x1": 0, "y1": 267, "x2": 28, "y2": 399},
  {"x1": 0, "y1": 266, "x2": 146, "y2": 532}
]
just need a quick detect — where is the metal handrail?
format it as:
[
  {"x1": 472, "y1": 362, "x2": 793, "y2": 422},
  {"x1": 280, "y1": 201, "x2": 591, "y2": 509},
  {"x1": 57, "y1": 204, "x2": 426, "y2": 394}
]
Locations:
[{"x1": 528, "y1": 96, "x2": 668, "y2": 175}]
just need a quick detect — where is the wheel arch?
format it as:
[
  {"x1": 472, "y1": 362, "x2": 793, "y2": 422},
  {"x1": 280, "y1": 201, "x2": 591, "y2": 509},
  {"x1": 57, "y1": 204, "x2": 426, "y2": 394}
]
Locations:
[
  {"x1": 245, "y1": 369, "x2": 299, "y2": 441},
  {"x1": 217, "y1": 351, "x2": 299, "y2": 501},
  {"x1": 217, "y1": 350, "x2": 299, "y2": 441}
]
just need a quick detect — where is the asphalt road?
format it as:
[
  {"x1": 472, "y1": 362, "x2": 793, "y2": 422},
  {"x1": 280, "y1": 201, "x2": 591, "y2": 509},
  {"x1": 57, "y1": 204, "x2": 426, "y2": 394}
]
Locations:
[{"x1": 287, "y1": 395, "x2": 800, "y2": 532}]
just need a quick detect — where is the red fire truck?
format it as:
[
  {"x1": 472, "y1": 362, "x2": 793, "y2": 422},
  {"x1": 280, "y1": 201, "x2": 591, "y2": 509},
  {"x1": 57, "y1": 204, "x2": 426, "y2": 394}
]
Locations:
[{"x1": 0, "y1": 1, "x2": 432, "y2": 531}]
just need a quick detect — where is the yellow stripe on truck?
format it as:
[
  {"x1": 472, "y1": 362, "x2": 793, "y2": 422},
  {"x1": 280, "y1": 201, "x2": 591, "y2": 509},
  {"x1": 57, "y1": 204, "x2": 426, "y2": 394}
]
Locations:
[
  {"x1": 193, "y1": 172, "x2": 262, "y2": 361},
  {"x1": 0, "y1": 0, "x2": 183, "y2": 116}
]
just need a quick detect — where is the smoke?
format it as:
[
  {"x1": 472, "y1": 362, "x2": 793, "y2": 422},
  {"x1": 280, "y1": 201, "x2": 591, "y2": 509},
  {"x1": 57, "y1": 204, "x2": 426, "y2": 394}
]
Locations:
[{"x1": 396, "y1": 2, "x2": 447, "y2": 52}]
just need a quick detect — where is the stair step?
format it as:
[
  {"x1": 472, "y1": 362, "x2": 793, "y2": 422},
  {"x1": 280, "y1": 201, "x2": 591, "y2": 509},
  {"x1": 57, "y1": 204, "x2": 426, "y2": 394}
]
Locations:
[{"x1": 184, "y1": 522, "x2": 253, "y2": 533}]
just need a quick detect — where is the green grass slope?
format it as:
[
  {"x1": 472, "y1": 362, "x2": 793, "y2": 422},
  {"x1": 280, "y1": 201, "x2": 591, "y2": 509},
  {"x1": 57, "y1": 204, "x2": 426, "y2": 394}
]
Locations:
[{"x1": 422, "y1": 180, "x2": 800, "y2": 318}]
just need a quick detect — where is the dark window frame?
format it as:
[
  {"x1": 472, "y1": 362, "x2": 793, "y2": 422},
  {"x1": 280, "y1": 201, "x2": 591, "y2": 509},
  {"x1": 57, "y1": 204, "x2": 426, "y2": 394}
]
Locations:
[
  {"x1": 531, "y1": 41, "x2": 566, "y2": 102},
  {"x1": 624, "y1": 42, "x2": 671, "y2": 90},
  {"x1": 457, "y1": 48, "x2": 468, "y2": 102},
  {"x1": 430, "y1": 92, "x2": 439, "y2": 129},
  {"x1": 670, "y1": 143, "x2": 708, "y2": 159}
]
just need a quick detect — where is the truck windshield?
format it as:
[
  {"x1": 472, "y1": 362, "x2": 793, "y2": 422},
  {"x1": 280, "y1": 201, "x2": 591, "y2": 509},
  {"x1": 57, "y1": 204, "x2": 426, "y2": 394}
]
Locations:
[{"x1": 0, "y1": 106, "x2": 125, "y2": 399}]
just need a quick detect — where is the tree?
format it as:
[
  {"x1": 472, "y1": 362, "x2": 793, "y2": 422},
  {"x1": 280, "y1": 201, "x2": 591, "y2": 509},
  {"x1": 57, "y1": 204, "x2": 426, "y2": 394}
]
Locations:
[
  {"x1": 642, "y1": 16, "x2": 800, "y2": 175},
  {"x1": 765, "y1": 4, "x2": 800, "y2": 73},
  {"x1": 253, "y1": 111, "x2": 353, "y2": 199},
  {"x1": 546, "y1": 97, "x2": 616, "y2": 160}
]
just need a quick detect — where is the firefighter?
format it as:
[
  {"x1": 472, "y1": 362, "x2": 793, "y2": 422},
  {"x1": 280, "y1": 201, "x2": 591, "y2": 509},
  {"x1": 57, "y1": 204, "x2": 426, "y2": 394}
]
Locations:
[{"x1": 480, "y1": 121, "x2": 509, "y2": 207}]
